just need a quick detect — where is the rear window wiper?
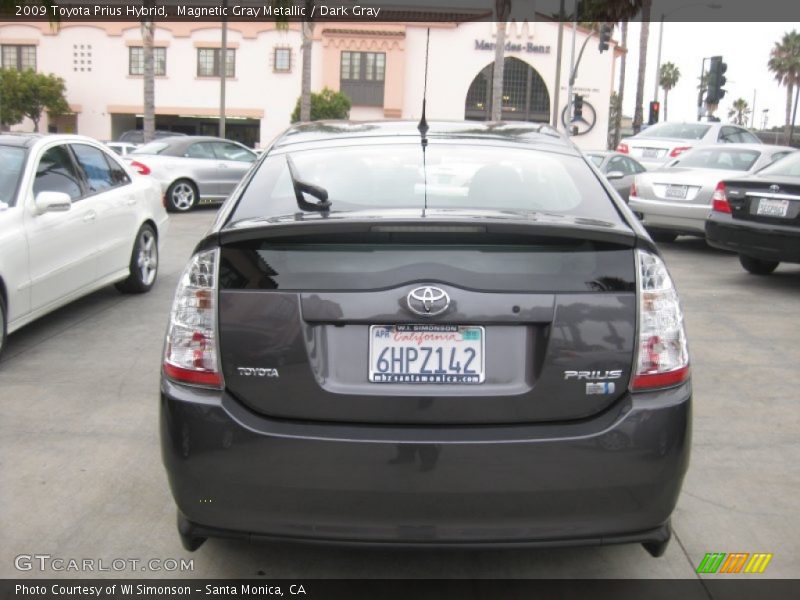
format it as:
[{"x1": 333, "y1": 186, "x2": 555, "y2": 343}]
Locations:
[{"x1": 286, "y1": 154, "x2": 331, "y2": 213}]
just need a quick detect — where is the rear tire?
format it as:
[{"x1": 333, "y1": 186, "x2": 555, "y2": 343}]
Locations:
[
  {"x1": 649, "y1": 231, "x2": 678, "y2": 243},
  {"x1": 115, "y1": 224, "x2": 158, "y2": 294},
  {"x1": 739, "y1": 255, "x2": 778, "y2": 275},
  {"x1": 0, "y1": 294, "x2": 7, "y2": 359},
  {"x1": 166, "y1": 179, "x2": 198, "y2": 213}
]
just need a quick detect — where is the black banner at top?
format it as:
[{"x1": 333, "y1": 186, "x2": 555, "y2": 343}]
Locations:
[{"x1": 0, "y1": 0, "x2": 798, "y2": 23}]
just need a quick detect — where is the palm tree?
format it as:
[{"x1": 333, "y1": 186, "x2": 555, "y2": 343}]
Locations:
[
  {"x1": 767, "y1": 30, "x2": 800, "y2": 145},
  {"x1": 727, "y1": 98, "x2": 751, "y2": 126},
  {"x1": 299, "y1": 0, "x2": 314, "y2": 122},
  {"x1": 632, "y1": 0, "x2": 652, "y2": 134},
  {"x1": 658, "y1": 62, "x2": 680, "y2": 122},
  {"x1": 141, "y1": 16, "x2": 155, "y2": 143},
  {"x1": 612, "y1": 21, "x2": 628, "y2": 149},
  {"x1": 491, "y1": 0, "x2": 512, "y2": 121}
]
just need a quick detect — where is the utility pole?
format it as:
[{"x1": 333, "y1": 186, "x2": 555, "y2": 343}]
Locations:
[
  {"x1": 565, "y1": 1, "x2": 578, "y2": 134},
  {"x1": 552, "y1": 0, "x2": 565, "y2": 128},
  {"x1": 219, "y1": 0, "x2": 228, "y2": 139},
  {"x1": 751, "y1": 89, "x2": 757, "y2": 129}
]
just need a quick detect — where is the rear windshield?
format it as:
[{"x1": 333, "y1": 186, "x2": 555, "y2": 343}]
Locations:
[
  {"x1": 638, "y1": 123, "x2": 710, "y2": 140},
  {"x1": 757, "y1": 151, "x2": 800, "y2": 177},
  {"x1": 0, "y1": 145, "x2": 26, "y2": 206},
  {"x1": 220, "y1": 243, "x2": 635, "y2": 292},
  {"x1": 672, "y1": 147, "x2": 760, "y2": 171},
  {"x1": 132, "y1": 142, "x2": 169, "y2": 155},
  {"x1": 232, "y1": 143, "x2": 619, "y2": 222}
]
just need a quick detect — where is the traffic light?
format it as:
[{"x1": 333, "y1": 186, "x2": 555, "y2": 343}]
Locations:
[
  {"x1": 706, "y1": 56, "x2": 728, "y2": 104},
  {"x1": 598, "y1": 23, "x2": 613, "y2": 53},
  {"x1": 573, "y1": 94, "x2": 584, "y2": 119},
  {"x1": 648, "y1": 101, "x2": 661, "y2": 125}
]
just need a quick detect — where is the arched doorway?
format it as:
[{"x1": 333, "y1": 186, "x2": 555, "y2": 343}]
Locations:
[{"x1": 464, "y1": 57, "x2": 551, "y2": 122}]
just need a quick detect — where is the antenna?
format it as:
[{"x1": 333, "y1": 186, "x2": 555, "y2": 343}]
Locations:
[
  {"x1": 417, "y1": 28, "x2": 430, "y2": 144},
  {"x1": 419, "y1": 28, "x2": 430, "y2": 217}
]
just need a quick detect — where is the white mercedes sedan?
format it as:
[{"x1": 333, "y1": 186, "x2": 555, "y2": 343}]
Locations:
[{"x1": 0, "y1": 134, "x2": 169, "y2": 356}]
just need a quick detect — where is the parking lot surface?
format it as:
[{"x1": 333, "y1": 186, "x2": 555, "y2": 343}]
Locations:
[{"x1": 2, "y1": 208, "x2": 798, "y2": 579}]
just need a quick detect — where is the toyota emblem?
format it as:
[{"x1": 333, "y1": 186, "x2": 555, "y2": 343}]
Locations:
[{"x1": 406, "y1": 286, "x2": 450, "y2": 317}]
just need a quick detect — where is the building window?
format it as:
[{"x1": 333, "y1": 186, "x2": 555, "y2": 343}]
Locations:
[
  {"x1": 1, "y1": 45, "x2": 36, "y2": 71},
  {"x1": 273, "y1": 47, "x2": 291, "y2": 72},
  {"x1": 197, "y1": 48, "x2": 235, "y2": 78},
  {"x1": 340, "y1": 51, "x2": 385, "y2": 106},
  {"x1": 129, "y1": 47, "x2": 166, "y2": 76}
]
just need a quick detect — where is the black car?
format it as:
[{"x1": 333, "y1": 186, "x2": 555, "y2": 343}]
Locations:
[
  {"x1": 160, "y1": 121, "x2": 691, "y2": 556},
  {"x1": 706, "y1": 151, "x2": 800, "y2": 274}
]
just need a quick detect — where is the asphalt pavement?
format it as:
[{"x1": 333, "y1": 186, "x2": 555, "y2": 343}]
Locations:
[{"x1": 1, "y1": 207, "x2": 798, "y2": 579}]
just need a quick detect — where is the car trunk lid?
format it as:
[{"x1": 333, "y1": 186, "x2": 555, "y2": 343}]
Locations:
[{"x1": 216, "y1": 215, "x2": 638, "y2": 425}]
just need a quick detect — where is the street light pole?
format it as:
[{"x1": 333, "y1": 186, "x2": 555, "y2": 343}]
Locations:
[
  {"x1": 653, "y1": 15, "x2": 664, "y2": 104},
  {"x1": 653, "y1": 3, "x2": 721, "y2": 109}
]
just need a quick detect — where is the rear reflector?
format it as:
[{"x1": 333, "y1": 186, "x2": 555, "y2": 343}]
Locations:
[
  {"x1": 631, "y1": 250, "x2": 690, "y2": 391},
  {"x1": 711, "y1": 182, "x2": 732, "y2": 214},
  {"x1": 130, "y1": 160, "x2": 151, "y2": 175},
  {"x1": 617, "y1": 143, "x2": 629, "y2": 154},
  {"x1": 630, "y1": 180, "x2": 638, "y2": 199},
  {"x1": 163, "y1": 249, "x2": 222, "y2": 388}
]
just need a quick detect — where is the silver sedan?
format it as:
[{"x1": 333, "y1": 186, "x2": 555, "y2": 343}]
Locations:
[
  {"x1": 629, "y1": 143, "x2": 795, "y2": 242},
  {"x1": 618, "y1": 122, "x2": 762, "y2": 170},
  {"x1": 126, "y1": 136, "x2": 257, "y2": 212}
]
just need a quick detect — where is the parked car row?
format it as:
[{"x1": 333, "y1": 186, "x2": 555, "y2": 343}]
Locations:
[{"x1": 589, "y1": 123, "x2": 798, "y2": 276}]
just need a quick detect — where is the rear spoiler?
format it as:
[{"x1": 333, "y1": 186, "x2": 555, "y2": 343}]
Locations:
[{"x1": 200, "y1": 216, "x2": 639, "y2": 253}]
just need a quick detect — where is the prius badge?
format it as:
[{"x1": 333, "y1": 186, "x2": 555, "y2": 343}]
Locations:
[{"x1": 406, "y1": 286, "x2": 450, "y2": 317}]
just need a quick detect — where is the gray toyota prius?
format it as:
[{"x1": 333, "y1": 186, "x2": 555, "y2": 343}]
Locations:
[{"x1": 160, "y1": 121, "x2": 691, "y2": 556}]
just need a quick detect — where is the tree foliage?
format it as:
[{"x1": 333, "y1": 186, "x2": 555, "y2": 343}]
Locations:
[
  {"x1": 290, "y1": 87, "x2": 351, "y2": 123},
  {"x1": 727, "y1": 98, "x2": 751, "y2": 127},
  {"x1": 767, "y1": 30, "x2": 800, "y2": 144},
  {"x1": 0, "y1": 68, "x2": 69, "y2": 131}
]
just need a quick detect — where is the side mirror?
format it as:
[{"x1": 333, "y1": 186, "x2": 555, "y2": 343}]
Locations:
[
  {"x1": 606, "y1": 171, "x2": 626, "y2": 180},
  {"x1": 35, "y1": 191, "x2": 72, "y2": 214}
]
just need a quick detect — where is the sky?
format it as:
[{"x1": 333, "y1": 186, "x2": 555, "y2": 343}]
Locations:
[{"x1": 616, "y1": 21, "x2": 800, "y2": 128}]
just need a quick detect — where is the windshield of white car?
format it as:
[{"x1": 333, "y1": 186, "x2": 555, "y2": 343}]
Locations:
[
  {"x1": 0, "y1": 145, "x2": 26, "y2": 206},
  {"x1": 638, "y1": 123, "x2": 711, "y2": 140},
  {"x1": 671, "y1": 148, "x2": 760, "y2": 171},
  {"x1": 232, "y1": 142, "x2": 621, "y2": 223},
  {"x1": 131, "y1": 142, "x2": 169, "y2": 155},
  {"x1": 756, "y1": 151, "x2": 800, "y2": 177}
]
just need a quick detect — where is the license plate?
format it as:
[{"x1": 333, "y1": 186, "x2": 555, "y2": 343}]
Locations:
[
  {"x1": 756, "y1": 198, "x2": 789, "y2": 218},
  {"x1": 368, "y1": 325, "x2": 485, "y2": 384},
  {"x1": 642, "y1": 148, "x2": 660, "y2": 158},
  {"x1": 665, "y1": 185, "x2": 688, "y2": 199}
]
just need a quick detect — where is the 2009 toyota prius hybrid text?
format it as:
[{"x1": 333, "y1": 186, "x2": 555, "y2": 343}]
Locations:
[{"x1": 160, "y1": 121, "x2": 691, "y2": 557}]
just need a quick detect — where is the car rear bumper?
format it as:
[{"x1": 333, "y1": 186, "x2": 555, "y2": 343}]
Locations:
[
  {"x1": 160, "y1": 378, "x2": 691, "y2": 546},
  {"x1": 706, "y1": 215, "x2": 800, "y2": 263},
  {"x1": 629, "y1": 196, "x2": 709, "y2": 235}
]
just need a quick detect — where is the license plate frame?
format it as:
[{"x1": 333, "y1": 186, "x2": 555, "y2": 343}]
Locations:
[
  {"x1": 642, "y1": 148, "x2": 660, "y2": 158},
  {"x1": 368, "y1": 324, "x2": 485, "y2": 384},
  {"x1": 665, "y1": 185, "x2": 689, "y2": 199},
  {"x1": 756, "y1": 197, "x2": 790, "y2": 218}
]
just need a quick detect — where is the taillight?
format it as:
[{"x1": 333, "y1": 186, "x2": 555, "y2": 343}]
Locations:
[
  {"x1": 163, "y1": 249, "x2": 222, "y2": 388},
  {"x1": 130, "y1": 160, "x2": 151, "y2": 175},
  {"x1": 669, "y1": 146, "x2": 691, "y2": 158},
  {"x1": 711, "y1": 182, "x2": 732, "y2": 214},
  {"x1": 631, "y1": 250, "x2": 690, "y2": 391},
  {"x1": 617, "y1": 143, "x2": 629, "y2": 154},
  {"x1": 630, "y1": 180, "x2": 638, "y2": 198}
]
